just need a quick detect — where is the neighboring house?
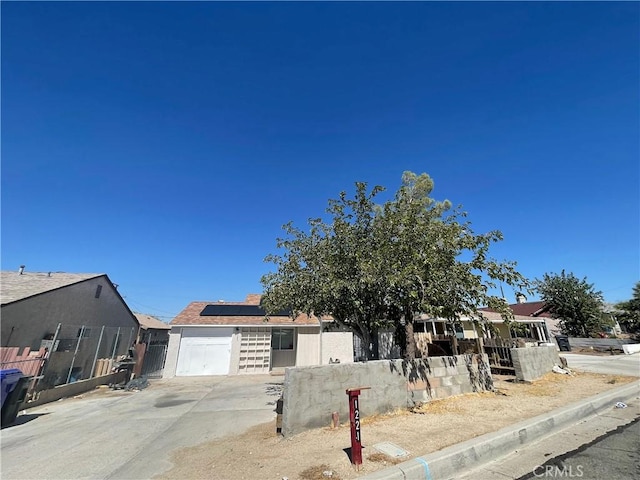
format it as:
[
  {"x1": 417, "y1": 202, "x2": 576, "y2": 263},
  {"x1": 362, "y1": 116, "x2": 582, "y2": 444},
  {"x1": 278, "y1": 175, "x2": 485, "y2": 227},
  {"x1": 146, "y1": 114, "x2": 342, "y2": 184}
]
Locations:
[
  {"x1": 479, "y1": 294, "x2": 560, "y2": 338},
  {"x1": 134, "y1": 313, "x2": 171, "y2": 345},
  {"x1": 415, "y1": 310, "x2": 551, "y2": 342},
  {"x1": 133, "y1": 313, "x2": 171, "y2": 377},
  {"x1": 371, "y1": 310, "x2": 552, "y2": 360},
  {"x1": 164, "y1": 294, "x2": 353, "y2": 377},
  {"x1": 1, "y1": 268, "x2": 139, "y2": 386}
]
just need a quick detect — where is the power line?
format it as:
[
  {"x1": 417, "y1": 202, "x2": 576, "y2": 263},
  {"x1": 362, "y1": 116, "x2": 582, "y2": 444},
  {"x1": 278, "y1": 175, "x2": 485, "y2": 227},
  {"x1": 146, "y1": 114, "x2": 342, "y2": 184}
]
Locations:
[{"x1": 123, "y1": 297, "x2": 179, "y2": 318}]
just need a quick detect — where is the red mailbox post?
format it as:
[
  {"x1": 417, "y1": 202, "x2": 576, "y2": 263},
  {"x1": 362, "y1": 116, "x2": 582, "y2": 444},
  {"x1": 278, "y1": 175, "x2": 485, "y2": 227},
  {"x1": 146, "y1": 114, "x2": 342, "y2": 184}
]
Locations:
[{"x1": 346, "y1": 387, "x2": 370, "y2": 468}]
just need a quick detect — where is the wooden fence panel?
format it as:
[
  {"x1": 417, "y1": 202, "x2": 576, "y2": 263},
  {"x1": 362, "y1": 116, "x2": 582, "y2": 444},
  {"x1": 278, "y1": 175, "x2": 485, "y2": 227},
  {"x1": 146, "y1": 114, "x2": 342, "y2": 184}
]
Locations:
[{"x1": 0, "y1": 347, "x2": 47, "y2": 377}]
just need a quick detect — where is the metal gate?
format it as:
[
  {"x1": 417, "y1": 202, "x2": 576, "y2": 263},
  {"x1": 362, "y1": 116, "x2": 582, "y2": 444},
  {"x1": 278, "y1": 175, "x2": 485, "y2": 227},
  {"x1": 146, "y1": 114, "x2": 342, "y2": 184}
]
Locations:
[
  {"x1": 141, "y1": 342, "x2": 168, "y2": 378},
  {"x1": 483, "y1": 338, "x2": 517, "y2": 375}
]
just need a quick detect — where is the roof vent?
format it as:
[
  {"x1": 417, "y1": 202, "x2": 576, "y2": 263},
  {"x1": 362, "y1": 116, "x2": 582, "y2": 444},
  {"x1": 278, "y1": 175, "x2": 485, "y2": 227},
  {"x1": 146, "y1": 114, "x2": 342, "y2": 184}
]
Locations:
[{"x1": 19, "y1": 265, "x2": 25, "y2": 275}]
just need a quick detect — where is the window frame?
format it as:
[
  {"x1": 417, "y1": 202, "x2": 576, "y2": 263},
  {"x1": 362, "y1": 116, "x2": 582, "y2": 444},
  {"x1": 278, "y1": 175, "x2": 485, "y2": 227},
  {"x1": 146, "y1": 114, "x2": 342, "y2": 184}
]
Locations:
[{"x1": 271, "y1": 328, "x2": 294, "y2": 351}]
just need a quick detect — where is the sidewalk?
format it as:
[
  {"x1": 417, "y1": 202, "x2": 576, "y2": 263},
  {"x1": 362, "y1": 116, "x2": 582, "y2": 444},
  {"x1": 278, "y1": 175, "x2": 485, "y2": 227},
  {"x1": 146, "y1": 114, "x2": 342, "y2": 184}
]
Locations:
[{"x1": 360, "y1": 380, "x2": 640, "y2": 480}]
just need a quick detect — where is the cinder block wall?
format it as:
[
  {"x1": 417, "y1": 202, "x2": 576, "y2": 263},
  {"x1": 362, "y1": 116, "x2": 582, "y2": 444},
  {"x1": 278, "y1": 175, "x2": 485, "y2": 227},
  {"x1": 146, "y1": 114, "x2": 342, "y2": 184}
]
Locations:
[
  {"x1": 510, "y1": 345, "x2": 561, "y2": 382},
  {"x1": 282, "y1": 354, "x2": 492, "y2": 436}
]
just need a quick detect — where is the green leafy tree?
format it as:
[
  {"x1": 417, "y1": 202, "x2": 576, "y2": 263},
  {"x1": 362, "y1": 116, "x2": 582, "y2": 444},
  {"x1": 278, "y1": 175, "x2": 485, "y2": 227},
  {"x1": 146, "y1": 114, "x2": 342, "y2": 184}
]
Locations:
[
  {"x1": 376, "y1": 172, "x2": 529, "y2": 357},
  {"x1": 535, "y1": 271, "x2": 605, "y2": 336},
  {"x1": 261, "y1": 182, "x2": 392, "y2": 360},
  {"x1": 261, "y1": 172, "x2": 530, "y2": 360},
  {"x1": 615, "y1": 282, "x2": 640, "y2": 333}
]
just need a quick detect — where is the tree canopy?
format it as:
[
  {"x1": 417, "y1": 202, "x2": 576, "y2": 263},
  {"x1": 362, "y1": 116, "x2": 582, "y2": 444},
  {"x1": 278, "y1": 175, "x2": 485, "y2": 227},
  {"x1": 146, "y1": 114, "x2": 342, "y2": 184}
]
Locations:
[
  {"x1": 534, "y1": 271, "x2": 605, "y2": 336},
  {"x1": 261, "y1": 171, "x2": 530, "y2": 359},
  {"x1": 615, "y1": 282, "x2": 640, "y2": 333}
]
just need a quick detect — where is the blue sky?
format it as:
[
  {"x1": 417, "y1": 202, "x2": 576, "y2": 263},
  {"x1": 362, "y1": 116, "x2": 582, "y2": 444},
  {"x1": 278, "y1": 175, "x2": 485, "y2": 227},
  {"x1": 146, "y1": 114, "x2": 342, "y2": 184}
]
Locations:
[{"x1": 2, "y1": 2, "x2": 638, "y2": 321}]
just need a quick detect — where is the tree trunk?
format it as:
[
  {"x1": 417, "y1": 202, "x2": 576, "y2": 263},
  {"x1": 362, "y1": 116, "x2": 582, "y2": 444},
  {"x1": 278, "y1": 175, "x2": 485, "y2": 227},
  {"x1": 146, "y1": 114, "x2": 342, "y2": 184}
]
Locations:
[
  {"x1": 394, "y1": 321, "x2": 407, "y2": 358},
  {"x1": 405, "y1": 316, "x2": 417, "y2": 360},
  {"x1": 370, "y1": 328, "x2": 380, "y2": 360},
  {"x1": 358, "y1": 328, "x2": 379, "y2": 361},
  {"x1": 359, "y1": 328, "x2": 371, "y2": 361}
]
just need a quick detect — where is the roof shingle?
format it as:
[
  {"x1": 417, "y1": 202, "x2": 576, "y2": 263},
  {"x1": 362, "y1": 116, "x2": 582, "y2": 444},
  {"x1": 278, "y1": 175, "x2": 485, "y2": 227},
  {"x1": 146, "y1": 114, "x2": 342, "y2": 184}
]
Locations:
[
  {"x1": 1, "y1": 271, "x2": 105, "y2": 305},
  {"x1": 170, "y1": 295, "x2": 322, "y2": 326},
  {"x1": 134, "y1": 313, "x2": 171, "y2": 330}
]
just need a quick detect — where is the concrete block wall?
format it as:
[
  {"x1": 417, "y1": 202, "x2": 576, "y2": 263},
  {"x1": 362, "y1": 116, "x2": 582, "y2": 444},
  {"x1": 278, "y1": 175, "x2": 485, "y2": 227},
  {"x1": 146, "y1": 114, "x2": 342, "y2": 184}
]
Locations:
[
  {"x1": 510, "y1": 345, "x2": 561, "y2": 382},
  {"x1": 21, "y1": 371, "x2": 127, "y2": 410},
  {"x1": 406, "y1": 354, "x2": 493, "y2": 404},
  {"x1": 281, "y1": 354, "x2": 492, "y2": 436}
]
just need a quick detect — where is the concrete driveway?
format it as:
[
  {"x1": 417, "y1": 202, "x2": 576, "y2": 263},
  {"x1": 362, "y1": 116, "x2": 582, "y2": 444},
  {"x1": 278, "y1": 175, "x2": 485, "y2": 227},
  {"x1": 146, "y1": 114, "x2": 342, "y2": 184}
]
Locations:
[
  {"x1": 1, "y1": 375, "x2": 283, "y2": 480},
  {"x1": 561, "y1": 352, "x2": 640, "y2": 377}
]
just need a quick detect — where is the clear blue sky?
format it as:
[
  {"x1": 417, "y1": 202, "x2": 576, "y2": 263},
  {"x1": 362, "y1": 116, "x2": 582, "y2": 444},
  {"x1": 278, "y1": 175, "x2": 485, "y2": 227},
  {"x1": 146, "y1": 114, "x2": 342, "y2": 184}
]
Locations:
[{"x1": 2, "y1": 2, "x2": 638, "y2": 321}]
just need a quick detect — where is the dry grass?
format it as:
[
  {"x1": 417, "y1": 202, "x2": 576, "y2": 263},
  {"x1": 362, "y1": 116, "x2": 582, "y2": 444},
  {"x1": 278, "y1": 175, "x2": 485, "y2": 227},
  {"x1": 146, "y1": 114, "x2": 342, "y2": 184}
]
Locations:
[
  {"x1": 158, "y1": 371, "x2": 637, "y2": 480},
  {"x1": 360, "y1": 408, "x2": 408, "y2": 426},
  {"x1": 299, "y1": 464, "x2": 342, "y2": 480},
  {"x1": 411, "y1": 392, "x2": 495, "y2": 415}
]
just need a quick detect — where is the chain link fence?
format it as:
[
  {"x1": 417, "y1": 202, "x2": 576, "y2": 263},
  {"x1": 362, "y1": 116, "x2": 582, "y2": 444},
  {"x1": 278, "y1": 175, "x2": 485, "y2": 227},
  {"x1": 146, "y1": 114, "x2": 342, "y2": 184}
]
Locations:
[{"x1": 37, "y1": 323, "x2": 136, "y2": 391}]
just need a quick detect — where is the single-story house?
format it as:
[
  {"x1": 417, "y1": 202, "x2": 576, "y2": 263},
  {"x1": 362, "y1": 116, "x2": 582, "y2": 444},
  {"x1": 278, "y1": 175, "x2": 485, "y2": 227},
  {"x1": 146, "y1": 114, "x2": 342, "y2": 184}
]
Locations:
[
  {"x1": 1, "y1": 267, "x2": 139, "y2": 387},
  {"x1": 414, "y1": 310, "x2": 552, "y2": 342},
  {"x1": 133, "y1": 313, "x2": 171, "y2": 377},
  {"x1": 134, "y1": 313, "x2": 171, "y2": 345},
  {"x1": 1, "y1": 268, "x2": 139, "y2": 350},
  {"x1": 163, "y1": 294, "x2": 354, "y2": 377},
  {"x1": 371, "y1": 309, "x2": 552, "y2": 359},
  {"x1": 479, "y1": 294, "x2": 560, "y2": 337}
]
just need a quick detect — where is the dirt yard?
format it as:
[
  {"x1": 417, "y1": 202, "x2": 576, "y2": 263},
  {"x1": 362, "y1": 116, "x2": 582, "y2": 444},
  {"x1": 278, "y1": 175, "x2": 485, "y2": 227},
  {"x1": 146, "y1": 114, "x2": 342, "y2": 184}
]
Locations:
[{"x1": 156, "y1": 372, "x2": 636, "y2": 480}]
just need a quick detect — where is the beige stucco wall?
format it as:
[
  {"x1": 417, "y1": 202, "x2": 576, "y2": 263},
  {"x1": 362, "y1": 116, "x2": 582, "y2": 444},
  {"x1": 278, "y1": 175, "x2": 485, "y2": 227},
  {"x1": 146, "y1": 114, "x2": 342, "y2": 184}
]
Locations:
[
  {"x1": 321, "y1": 331, "x2": 354, "y2": 364},
  {"x1": 228, "y1": 330, "x2": 242, "y2": 374},
  {"x1": 162, "y1": 328, "x2": 182, "y2": 378},
  {"x1": 295, "y1": 327, "x2": 320, "y2": 366},
  {"x1": 494, "y1": 323, "x2": 512, "y2": 338},
  {"x1": 462, "y1": 321, "x2": 477, "y2": 338}
]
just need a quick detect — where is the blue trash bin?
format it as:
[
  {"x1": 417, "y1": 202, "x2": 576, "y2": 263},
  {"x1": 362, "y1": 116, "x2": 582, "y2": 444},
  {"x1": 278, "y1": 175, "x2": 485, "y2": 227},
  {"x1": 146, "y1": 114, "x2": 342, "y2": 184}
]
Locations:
[{"x1": 1, "y1": 369, "x2": 24, "y2": 410}]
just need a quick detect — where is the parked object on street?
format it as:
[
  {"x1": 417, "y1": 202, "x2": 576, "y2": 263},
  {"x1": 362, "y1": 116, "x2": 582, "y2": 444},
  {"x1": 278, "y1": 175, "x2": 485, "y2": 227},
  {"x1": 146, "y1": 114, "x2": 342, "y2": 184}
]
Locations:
[
  {"x1": 1, "y1": 369, "x2": 23, "y2": 410},
  {"x1": 1, "y1": 369, "x2": 31, "y2": 426},
  {"x1": 555, "y1": 335, "x2": 571, "y2": 352}
]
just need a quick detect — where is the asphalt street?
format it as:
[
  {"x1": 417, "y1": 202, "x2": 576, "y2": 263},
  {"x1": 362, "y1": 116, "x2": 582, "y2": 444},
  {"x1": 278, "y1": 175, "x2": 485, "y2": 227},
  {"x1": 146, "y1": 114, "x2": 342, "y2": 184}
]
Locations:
[
  {"x1": 454, "y1": 354, "x2": 640, "y2": 480},
  {"x1": 561, "y1": 352, "x2": 640, "y2": 377},
  {"x1": 517, "y1": 416, "x2": 640, "y2": 480}
]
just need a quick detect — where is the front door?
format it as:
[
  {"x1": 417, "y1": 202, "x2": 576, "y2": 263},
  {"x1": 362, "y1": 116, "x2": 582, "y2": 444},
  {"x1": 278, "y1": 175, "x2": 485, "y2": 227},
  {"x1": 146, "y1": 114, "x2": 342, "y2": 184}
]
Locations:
[{"x1": 270, "y1": 327, "x2": 295, "y2": 369}]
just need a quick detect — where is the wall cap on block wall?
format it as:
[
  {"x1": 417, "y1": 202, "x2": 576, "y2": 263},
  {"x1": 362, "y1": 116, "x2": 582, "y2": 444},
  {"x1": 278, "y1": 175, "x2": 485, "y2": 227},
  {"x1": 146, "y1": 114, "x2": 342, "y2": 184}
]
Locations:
[{"x1": 346, "y1": 386, "x2": 371, "y2": 394}]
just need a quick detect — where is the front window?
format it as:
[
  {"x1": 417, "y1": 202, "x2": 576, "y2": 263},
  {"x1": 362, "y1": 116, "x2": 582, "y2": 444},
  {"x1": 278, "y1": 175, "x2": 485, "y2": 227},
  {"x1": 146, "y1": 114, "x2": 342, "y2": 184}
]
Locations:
[{"x1": 271, "y1": 328, "x2": 294, "y2": 350}]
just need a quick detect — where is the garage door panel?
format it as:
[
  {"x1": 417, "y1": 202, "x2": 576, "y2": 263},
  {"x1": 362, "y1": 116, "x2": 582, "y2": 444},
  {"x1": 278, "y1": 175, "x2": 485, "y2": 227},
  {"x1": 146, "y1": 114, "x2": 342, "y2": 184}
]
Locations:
[{"x1": 176, "y1": 328, "x2": 232, "y2": 376}]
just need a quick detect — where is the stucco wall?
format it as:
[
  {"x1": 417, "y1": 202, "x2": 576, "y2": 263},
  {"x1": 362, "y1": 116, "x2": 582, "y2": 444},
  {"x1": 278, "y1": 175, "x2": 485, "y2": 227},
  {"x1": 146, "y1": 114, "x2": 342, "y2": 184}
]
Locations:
[
  {"x1": 510, "y1": 345, "x2": 561, "y2": 382},
  {"x1": 462, "y1": 321, "x2": 478, "y2": 338},
  {"x1": 321, "y1": 331, "x2": 353, "y2": 364},
  {"x1": 282, "y1": 354, "x2": 493, "y2": 436},
  {"x1": 1, "y1": 276, "x2": 138, "y2": 350},
  {"x1": 296, "y1": 327, "x2": 320, "y2": 366},
  {"x1": 162, "y1": 328, "x2": 182, "y2": 378},
  {"x1": 228, "y1": 330, "x2": 242, "y2": 374}
]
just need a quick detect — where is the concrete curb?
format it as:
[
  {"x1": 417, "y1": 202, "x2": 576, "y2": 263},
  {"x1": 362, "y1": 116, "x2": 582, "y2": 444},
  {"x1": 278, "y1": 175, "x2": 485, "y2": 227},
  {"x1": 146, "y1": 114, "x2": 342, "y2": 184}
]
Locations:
[{"x1": 360, "y1": 380, "x2": 640, "y2": 480}]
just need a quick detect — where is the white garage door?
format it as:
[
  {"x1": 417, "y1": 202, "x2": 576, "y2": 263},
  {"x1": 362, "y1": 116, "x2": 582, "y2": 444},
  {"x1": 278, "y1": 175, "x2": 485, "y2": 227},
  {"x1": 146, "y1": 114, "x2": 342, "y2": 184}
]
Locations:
[{"x1": 176, "y1": 328, "x2": 233, "y2": 376}]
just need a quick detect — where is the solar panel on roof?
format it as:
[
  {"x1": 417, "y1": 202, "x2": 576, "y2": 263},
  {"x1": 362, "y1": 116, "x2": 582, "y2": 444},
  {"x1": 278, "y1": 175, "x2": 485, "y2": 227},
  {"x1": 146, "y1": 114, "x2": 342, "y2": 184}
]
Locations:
[{"x1": 199, "y1": 304, "x2": 291, "y2": 317}]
